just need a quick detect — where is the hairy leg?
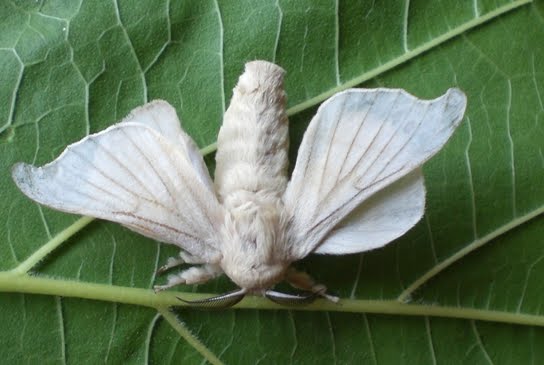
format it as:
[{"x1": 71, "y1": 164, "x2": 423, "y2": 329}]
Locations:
[
  {"x1": 153, "y1": 264, "x2": 223, "y2": 292},
  {"x1": 157, "y1": 250, "x2": 207, "y2": 274}
]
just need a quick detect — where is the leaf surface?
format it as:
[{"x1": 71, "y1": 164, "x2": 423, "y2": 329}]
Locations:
[{"x1": 1, "y1": 0, "x2": 543, "y2": 363}]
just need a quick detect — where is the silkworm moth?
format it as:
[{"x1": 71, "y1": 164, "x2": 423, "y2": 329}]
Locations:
[{"x1": 12, "y1": 60, "x2": 466, "y2": 308}]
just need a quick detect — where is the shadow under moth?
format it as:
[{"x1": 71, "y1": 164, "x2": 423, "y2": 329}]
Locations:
[{"x1": 12, "y1": 61, "x2": 467, "y2": 308}]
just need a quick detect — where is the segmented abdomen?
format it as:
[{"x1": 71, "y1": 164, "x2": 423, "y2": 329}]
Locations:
[{"x1": 214, "y1": 61, "x2": 289, "y2": 209}]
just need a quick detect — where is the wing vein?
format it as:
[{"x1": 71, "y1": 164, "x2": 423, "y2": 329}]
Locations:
[
  {"x1": 153, "y1": 132, "x2": 218, "y2": 231},
  {"x1": 113, "y1": 211, "x2": 200, "y2": 240},
  {"x1": 60, "y1": 164, "x2": 127, "y2": 204},
  {"x1": 69, "y1": 136, "x2": 189, "y2": 221},
  {"x1": 119, "y1": 128, "x2": 180, "y2": 209},
  {"x1": 307, "y1": 163, "x2": 403, "y2": 235},
  {"x1": 316, "y1": 95, "x2": 348, "y2": 199},
  {"x1": 347, "y1": 92, "x2": 403, "y2": 185},
  {"x1": 365, "y1": 99, "x2": 422, "y2": 183},
  {"x1": 68, "y1": 147, "x2": 146, "y2": 200},
  {"x1": 335, "y1": 92, "x2": 377, "y2": 184},
  {"x1": 333, "y1": 92, "x2": 400, "y2": 192},
  {"x1": 89, "y1": 137, "x2": 156, "y2": 198}
]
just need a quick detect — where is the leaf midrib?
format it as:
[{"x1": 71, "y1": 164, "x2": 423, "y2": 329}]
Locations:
[{"x1": 1, "y1": 273, "x2": 544, "y2": 328}]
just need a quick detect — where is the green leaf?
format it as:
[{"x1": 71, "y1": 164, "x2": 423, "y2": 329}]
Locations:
[{"x1": 1, "y1": 0, "x2": 543, "y2": 363}]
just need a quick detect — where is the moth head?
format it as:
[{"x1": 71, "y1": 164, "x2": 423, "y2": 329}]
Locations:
[
  {"x1": 219, "y1": 203, "x2": 291, "y2": 292},
  {"x1": 222, "y1": 256, "x2": 287, "y2": 292}
]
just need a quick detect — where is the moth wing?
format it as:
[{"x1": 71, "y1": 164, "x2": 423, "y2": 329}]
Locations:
[
  {"x1": 121, "y1": 100, "x2": 214, "y2": 193},
  {"x1": 284, "y1": 88, "x2": 466, "y2": 258},
  {"x1": 314, "y1": 169, "x2": 424, "y2": 254},
  {"x1": 12, "y1": 114, "x2": 224, "y2": 261}
]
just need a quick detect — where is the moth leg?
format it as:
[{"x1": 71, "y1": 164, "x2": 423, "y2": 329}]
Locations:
[
  {"x1": 157, "y1": 250, "x2": 207, "y2": 274},
  {"x1": 285, "y1": 268, "x2": 339, "y2": 303},
  {"x1": 154, "y1": 264, "x2": 223, "y2": 292},
  {"x1": 178, "y1": 250, "x2": 207, "y2": 264}
]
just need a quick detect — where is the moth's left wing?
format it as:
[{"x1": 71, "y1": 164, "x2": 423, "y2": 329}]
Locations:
[
  {"x1": 283, "y1": 88, "x2": 466, "y2": 258},
  {"x1": 12, "y1": 103, "x2": 224, "y2": 262},
  {"x1": 120, "y1": 100, "x2": 215, "y2": 193}
]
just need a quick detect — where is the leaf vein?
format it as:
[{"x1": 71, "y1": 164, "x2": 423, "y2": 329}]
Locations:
[{"x1": 470, "y1": 320, "x2": 494, "y2": 365}]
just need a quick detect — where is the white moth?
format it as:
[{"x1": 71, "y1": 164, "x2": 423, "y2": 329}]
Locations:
[{"x1": 12, "y1": 61, "x2": 466, "y2": 307}]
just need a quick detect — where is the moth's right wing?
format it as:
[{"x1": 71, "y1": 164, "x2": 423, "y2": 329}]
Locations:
[
  {"x1": 284, "y1": 88, "x2": 466, "y2": 259},
  {"x1": 314, "y1": 169, "x2": 425, "y2": 255},
  {"x1": 12, "y1": 102, "x2": 224, "y2": 262}
]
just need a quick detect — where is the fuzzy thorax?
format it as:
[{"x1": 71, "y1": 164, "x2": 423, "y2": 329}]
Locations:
[{"x1": 219, "y1": 195, "x2": 290, "y2": 291}]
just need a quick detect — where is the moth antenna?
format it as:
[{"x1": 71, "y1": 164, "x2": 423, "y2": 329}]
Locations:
[
  {"x1": 177, "y1": 288, "x2": 247, "y2": 309},
  {"x1": 264, "y1": 290, "x2": 319, "y2": 306}
]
